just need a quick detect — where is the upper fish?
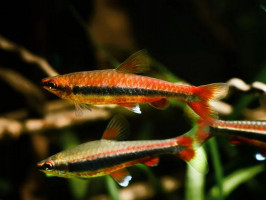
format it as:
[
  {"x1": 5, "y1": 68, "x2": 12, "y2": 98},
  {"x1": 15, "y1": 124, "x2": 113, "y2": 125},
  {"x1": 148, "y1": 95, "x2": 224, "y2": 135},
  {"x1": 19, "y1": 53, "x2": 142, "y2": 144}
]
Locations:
[{"x1": 42, "y1": 50, "x2": 229, "y2": 123}]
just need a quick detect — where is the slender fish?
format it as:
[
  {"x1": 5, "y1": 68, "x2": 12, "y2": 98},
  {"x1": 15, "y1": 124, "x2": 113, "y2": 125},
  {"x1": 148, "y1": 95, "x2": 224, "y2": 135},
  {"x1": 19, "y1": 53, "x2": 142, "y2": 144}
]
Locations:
[
  {"x1": 42, "y1": 50, "x2": 228, "y2": 123},
  {"x1": 195, "y1": 119, "x2": 266, "y2": 155},
  {"x1": 209, "y1": 120, "x2": 266, "y2": 142},
  {"x1": 37, "y1": 115, "x2": 207, "y2": 187}
]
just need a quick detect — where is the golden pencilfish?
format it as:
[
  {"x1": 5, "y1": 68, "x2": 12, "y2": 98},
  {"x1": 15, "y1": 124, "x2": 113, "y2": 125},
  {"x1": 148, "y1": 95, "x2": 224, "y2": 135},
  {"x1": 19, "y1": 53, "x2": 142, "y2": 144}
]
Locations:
[{"x1": 42, "y1": 50, "x2": 228, "y2": 123}]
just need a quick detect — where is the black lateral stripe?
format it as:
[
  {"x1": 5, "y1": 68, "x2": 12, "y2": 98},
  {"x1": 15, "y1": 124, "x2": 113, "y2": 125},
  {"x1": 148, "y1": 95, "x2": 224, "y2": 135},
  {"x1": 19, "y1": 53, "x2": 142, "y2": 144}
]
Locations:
[
  {"x1": 72, "y1": 86, "x2": 188, "y2": 98},
  {"x1": 66, "y1": 146, "x2": 185, "y2": 172},
  {"x1": 209, "y1": 127, "x2": 266, "y2": 142}
]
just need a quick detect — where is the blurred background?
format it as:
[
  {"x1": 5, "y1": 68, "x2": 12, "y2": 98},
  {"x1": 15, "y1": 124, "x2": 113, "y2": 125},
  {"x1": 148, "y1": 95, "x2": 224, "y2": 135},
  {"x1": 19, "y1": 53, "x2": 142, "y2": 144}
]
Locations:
[{"x1": 0, "y1": 0, "x2": 265, "y2": 199}]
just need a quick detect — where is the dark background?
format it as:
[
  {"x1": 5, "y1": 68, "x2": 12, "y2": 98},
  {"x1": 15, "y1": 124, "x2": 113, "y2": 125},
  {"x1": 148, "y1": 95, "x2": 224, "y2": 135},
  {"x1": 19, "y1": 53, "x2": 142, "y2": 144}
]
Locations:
[{"x1": 0, "y1": 0, "x2": 265, "y2": 199}]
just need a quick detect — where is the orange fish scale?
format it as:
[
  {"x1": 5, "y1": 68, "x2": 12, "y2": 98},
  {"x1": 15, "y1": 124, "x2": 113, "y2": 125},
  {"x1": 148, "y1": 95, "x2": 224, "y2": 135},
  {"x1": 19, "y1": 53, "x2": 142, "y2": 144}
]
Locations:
[{"x1": 63, "y1": 70, "x2": 192, "y2": 95}]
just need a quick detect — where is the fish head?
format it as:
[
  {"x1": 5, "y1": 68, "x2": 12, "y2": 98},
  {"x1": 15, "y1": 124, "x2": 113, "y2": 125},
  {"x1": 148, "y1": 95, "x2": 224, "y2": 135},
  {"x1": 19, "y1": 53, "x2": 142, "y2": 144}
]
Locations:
[
  {"x1": 42, "y1": 77, "x2": 72, "y2": 99},
  {"x1": 37, "y1": 157, "x2": 70, "y2": 178}
]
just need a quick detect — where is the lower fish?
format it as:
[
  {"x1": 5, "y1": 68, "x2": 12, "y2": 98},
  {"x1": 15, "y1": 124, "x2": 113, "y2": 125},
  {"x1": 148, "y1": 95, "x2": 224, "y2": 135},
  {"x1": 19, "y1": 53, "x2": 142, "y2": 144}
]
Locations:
[{"x1": 37, "y1": 115, "x2": 207, "y2": 187}]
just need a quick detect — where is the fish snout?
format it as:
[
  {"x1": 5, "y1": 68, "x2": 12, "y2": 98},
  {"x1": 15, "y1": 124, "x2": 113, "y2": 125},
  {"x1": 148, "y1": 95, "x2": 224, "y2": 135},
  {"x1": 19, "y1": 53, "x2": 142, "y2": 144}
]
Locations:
[
  {"x1": 42, "y1": 78, "x2": 58, "y2": 90},
  {"x1": 37, "y1": 161, "x2": 54, "y2": 171}
]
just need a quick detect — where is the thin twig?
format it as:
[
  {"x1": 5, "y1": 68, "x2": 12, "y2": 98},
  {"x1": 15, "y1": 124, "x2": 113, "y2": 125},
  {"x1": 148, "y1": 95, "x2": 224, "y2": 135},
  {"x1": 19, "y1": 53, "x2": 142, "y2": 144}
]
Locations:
[
  {"x1": 0, "y1": 34, "x2": 58, "y2": 76},
  {"x1": 0, "y1": 100, "x2": 118, "y2": 138},
  {"x1": 0, "y1": 67, "x2": 46, "y2": 115}
]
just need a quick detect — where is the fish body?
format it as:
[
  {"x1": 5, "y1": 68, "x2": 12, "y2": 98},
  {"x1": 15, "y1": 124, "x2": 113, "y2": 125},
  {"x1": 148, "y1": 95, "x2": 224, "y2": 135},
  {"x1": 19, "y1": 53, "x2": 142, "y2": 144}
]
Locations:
[
  {"x1": 37, "y1": 115, "x2": 205, "y2": 186},
  {"x1": 195, "y1": 119, "x2": 266, "y2": 156},
  {"x1": 209, "y1": 120, "x2": 266, "y2": 155},
  {"x1": 42, "y1": 50, "x2": 228, "y2": 122},
  {"x1": 210, "y1": 120, "x2": 266, "y2": 142}
]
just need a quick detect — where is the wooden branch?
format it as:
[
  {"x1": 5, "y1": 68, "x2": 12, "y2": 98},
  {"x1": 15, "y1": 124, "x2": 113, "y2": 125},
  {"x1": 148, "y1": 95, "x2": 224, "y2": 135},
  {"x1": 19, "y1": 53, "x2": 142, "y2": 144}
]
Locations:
[
  {"x1": 0, "y1": 100, "x2": 117, "y2": 138},
  {"x1": 0, "y1": 67, "x2": 45, "y2": 115},
  {"x1": 0, "y1": 34, "x2": 58, "y2": 77}
]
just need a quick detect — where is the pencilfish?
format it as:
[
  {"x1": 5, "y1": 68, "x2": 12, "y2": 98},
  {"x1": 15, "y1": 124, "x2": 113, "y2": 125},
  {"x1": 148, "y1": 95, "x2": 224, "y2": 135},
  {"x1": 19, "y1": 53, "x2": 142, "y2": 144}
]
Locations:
[
  {"x1": 196, "y1": 119, "x2": 266, "y2": 156},
  {"x1": 37, "y1": 115, "x2": 207, "y2": 187},
  {"x1": 209, "y1": 120, "x2": 266, "y2": 142},
  {"x1": 42, "y1": 50, "x2": 229, "y2": 123}
]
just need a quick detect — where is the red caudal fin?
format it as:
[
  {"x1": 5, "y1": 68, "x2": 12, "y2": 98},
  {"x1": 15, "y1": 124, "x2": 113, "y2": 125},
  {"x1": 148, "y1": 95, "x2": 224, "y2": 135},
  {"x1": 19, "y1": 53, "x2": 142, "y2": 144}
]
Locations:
[
  {"x1": 175, "y1": 121, "x2": 211, "y2": 174},
  {"x1": 189, "y1": 83, "x2": 229, "y2": 123}
]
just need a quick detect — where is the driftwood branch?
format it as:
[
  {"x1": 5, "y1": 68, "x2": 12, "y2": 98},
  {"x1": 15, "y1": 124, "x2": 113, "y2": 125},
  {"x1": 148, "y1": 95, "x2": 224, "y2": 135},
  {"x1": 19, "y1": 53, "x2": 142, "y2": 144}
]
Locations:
[
  {"x1": 0, "y1": 34, "x2": 58, "y2": 77},
  {"x1": 0, "y1": 100, "x2": 117, "y2": 138},
  {"x1": 0, "y1": 67, "x2": 46, "y2": 115}
]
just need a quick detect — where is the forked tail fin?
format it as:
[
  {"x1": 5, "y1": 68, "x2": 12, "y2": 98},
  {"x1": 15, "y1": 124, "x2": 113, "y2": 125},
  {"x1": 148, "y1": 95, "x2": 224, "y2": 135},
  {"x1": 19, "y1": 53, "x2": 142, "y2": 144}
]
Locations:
[
  {"x1": 176, "y1": 120, "x2": 212, "y2": 174},
  {"x1": 188, "y1": 83, "x2": 229, "y2": 123}
]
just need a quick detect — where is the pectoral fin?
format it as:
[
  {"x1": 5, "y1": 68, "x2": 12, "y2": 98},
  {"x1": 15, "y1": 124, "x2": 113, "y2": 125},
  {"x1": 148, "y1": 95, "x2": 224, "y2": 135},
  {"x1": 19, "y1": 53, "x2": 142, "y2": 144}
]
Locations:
[
  {"x1": 110, "y1": 168, "x2": 132, "y2": 187},
  {"x1": 74, "y1": 102, "x2": 83, "y2": 116}
]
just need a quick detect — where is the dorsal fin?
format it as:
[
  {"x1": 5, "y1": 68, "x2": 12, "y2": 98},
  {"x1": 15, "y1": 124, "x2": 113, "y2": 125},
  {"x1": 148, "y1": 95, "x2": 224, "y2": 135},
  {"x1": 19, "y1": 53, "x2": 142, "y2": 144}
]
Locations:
[
  {"x1": 116, "y1": 50, "x2": 151, "y2": 74},
  {"x1": 102, "y1": 115, "x2": 130, "y2": 140}
]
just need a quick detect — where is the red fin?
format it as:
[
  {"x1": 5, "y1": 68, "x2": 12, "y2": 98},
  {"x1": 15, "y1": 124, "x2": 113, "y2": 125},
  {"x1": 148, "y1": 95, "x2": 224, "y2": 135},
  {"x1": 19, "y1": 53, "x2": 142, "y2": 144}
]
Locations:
[
  {"x1": 176, "y1": 134, "x2": 208, "y2": 174},
  {"x1": 230, "y1": 136, "x2": 266, "y2": 149},
  {"x1": 189, "y1": 83, "x2": 229, "y2": 123},
  {"x1": 118, "y1": 103, "x2": 141, "y2": 114},
  {"x1": 116, "y1": 50, "x2": 150, "y2": 74},
  {"x1": 149, "y1": 99, "x2": 169, "y2": 109},
  {"x1": 110, "y1": 168, "x2": 132, "y2": 187},
  {"x1": 177, "y1": 136, "x2": 195, "y2": 162},
  {"x1": 195, "y1": 119, "x2": 213, "y2": 144},
  {"x1": 102, "y1": 115, "x2": 129, "y2": 140},
  {"x1": 143, "y1": 157, "x2": 159, "y2": 167}
]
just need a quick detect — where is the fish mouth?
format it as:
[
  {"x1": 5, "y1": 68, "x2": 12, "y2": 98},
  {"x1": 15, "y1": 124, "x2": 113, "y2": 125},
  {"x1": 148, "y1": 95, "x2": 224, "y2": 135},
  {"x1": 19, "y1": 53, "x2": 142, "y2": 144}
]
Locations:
[{"x1": 37, "y1": 162, "x2": 45, "y2": 171}]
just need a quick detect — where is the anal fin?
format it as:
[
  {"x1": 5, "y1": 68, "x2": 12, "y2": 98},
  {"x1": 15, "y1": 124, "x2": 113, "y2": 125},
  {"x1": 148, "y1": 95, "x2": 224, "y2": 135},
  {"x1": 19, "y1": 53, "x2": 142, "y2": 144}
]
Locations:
[{"x1": 110, "y1": 168, "x2": 132, "y2": 187}]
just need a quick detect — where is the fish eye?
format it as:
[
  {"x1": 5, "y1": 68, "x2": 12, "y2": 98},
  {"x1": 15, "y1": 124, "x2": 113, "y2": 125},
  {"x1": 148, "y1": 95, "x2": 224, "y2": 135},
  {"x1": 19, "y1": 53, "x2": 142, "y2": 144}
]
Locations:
[
  {"x1": 42, "y1": 161, "x2": 54, "y2": 171},
  {"x1": 43, "y1": 81, "x2": 57, "y2": 89},
  {"x1": 47, "y1": 82, "x2": 57, "y2": 89}
]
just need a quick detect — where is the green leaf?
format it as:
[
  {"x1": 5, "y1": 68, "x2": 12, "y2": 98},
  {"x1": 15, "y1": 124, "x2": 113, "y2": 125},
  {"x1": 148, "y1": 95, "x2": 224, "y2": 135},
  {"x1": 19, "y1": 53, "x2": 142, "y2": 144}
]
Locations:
[
  {"x1": 208, "y1": 138, "x2": 224, "y2": 200},
  {"x1": 105, "y1": 175, "x2": 120, "y2": 200},
  {"x1": 208, "y1": 164, "x2": 264, "y2": 198},
  {"x1": 185, "y1": 146, "x2": 207, "y2": 200}
]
